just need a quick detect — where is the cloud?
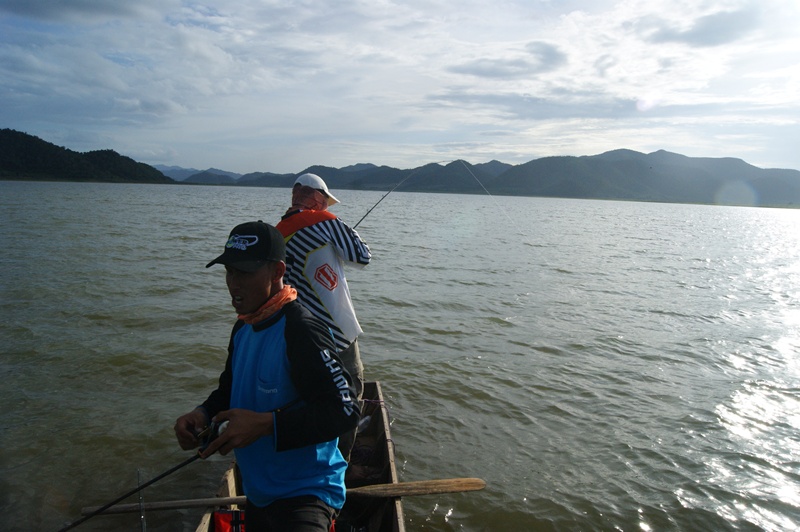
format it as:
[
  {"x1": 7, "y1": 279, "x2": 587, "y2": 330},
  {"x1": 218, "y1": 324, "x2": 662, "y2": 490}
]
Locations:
[
  {"x1": 0, "y1": 0, "x2": 168, "y2": 22},
  {"x1": 638, "y1": 4, "x2": 761, "y2": 47},
  {"x1": 0, "y1": 0, "x2": 798, "y2": 173},
  {"x1": 429, "y1": 88, "x2": 635, "y2": 121},
  {"x1": 449, "y1": 41, "x2": 567, "y2": 79}
]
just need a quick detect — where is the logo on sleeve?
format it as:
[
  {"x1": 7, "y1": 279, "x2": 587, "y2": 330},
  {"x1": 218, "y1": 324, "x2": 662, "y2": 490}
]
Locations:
[
  {"x1": 314, "y1": 264, "x2": 338, "y2": 291},
  {"x1": 320, "y1": 349, "x2": 354, "y2": 416}
]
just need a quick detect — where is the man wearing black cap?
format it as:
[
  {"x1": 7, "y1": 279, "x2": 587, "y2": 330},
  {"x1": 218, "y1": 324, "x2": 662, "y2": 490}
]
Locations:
[{"x1": 174, "y1": 221, "x2": 359, "y2": 531}]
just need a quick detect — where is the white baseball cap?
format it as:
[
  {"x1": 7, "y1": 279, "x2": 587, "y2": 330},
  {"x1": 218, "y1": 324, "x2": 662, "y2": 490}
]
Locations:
[{"x1": 293, "y1": 173, "x2": 340, "y2": 206}]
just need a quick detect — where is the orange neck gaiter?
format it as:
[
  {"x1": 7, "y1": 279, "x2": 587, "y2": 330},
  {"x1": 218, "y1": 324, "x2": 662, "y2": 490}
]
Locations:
[{"x1": 237, "y1": 286, "x2": 298, "y2": 325}]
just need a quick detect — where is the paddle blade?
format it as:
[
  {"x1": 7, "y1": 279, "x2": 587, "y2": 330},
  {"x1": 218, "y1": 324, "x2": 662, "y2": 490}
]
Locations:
[{"x1": 349, "y1": 478, "x2": 486, "y2": 498}]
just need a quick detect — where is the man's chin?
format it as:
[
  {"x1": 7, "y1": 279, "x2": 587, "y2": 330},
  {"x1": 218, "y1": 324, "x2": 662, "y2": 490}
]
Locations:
[{"x1": 231, "y1": 298, "x2": 246, "y2": 314}]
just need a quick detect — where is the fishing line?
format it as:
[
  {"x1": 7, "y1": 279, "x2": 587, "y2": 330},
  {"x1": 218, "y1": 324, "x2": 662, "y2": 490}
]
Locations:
[
  {"x1": 138, "y1": 468, "x2": 147, "y2": 532},
  {"x1": 456, "y1": 159, "x2": 528, "y2": 237},
  {"x1": 351, "y1": 159, "x2": 527, "y2": 237},
  {"x1": 352, "y1": 160, "x2": 452, "y2": 229}
]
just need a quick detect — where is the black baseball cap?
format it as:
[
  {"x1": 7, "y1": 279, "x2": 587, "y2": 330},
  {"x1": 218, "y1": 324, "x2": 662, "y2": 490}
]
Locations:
[{"x1": 206, "y1": 221, "x2": 286, "y2": 272}]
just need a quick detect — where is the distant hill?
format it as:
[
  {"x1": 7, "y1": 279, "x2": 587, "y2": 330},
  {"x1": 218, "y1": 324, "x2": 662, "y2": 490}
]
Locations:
[
  {"x1": 156, "y1": 165, "x2": 244, "y2": 184},
  {"x1": 238, "y1": 171, "x2": 295, "y2": 187},
  {"x1": 340, "y1": 163, "x2": 378, "y2": 173},
  {"x1": 183, "y1": 170, "x2": 238, "y2": 185},
  {"x1": 0, "y1": 129, "x2": 172, "y2": 184},
  {"x1": 153, "y1": 164, "x2": 201, "y2": 181},
  {"x1": 489, "y1": 149, "x2": 800, "y2": 206},
  {"x1": 476, "y1": 160, "x2": 513, "y2": 178},
  {"x1": 3, "y1": 128, "x2": 800, "y2": 207}
]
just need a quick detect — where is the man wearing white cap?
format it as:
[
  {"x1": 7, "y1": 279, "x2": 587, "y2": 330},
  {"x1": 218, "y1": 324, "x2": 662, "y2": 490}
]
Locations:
[{"x1": 276, "y1": 173, "x2": 371, "y2": 461}]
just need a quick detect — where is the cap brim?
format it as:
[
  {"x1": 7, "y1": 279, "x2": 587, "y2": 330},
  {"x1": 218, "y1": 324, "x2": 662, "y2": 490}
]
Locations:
[
  {"x1": 293, "y1": 182, "x2": 339, "y2": 206},
  {"x1": 205, "y1": 256, "x2": 270, "y2": 272}
]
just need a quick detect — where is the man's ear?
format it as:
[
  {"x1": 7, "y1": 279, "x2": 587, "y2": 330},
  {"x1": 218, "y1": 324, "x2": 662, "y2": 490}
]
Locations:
[{"x1": 272, "y1": 260, "x2": 287, "y2": 281}]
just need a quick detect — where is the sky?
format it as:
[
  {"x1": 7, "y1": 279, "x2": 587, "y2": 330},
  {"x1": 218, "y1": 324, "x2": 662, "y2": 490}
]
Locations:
[{"x1": 1, "y1": 0, "x2": 799, "y2": 175}]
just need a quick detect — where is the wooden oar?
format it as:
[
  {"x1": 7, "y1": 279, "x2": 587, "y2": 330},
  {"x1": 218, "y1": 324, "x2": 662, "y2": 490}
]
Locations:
[
  {"x1": 349, "y1": 477, "x2": 486, "y2": 498},
  {"x1": 82, "y1": 477, "x2": 486, "y2": 515}
]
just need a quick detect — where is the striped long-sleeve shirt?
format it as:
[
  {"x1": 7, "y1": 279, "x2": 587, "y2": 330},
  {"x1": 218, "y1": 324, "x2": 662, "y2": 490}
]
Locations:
[{"x1": 276, "y1": 210, "x2": 371, "y2": 352}]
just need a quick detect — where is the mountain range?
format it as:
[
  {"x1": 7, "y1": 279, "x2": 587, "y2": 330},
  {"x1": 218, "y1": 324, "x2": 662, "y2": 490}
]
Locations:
[
  {"x1": 3, "y1": 128, "x2": 800, "y2": 208},
  {"x1": 161, "y1": 150, "x2": 800, "y2": 208}
]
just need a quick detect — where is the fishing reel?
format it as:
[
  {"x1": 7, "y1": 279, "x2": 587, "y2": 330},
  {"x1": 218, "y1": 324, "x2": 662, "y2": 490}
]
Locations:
[{"x1": 198, "y1": 420, "x2": 229, "y2": 451}]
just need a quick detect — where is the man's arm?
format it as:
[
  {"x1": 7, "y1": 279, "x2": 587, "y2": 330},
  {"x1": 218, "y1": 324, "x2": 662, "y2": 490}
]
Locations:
[
  {"x1": 274, "y1": 303, "x2": 360, "y2": 451},
  {"x1": 329, "y1": 218, "x2": 371, "y2": 267}
]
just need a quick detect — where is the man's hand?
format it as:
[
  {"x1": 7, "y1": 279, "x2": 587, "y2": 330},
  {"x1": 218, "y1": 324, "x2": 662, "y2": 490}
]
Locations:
[
  {"x1": 199, "y1": 409, "x2": 274, "y2": 459},
  {"x1": 174, "y1": 408, "x2": 209, "y2": 450}
]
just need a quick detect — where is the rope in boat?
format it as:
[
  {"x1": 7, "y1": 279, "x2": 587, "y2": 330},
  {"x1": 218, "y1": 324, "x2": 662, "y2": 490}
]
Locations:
[{"x1": 361, "y1": 398, "x2": 386, "y2": 405}]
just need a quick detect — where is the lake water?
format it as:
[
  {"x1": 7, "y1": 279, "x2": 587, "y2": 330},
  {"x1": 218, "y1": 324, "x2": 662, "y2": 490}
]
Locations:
[{"x1": 2, "y1": 180, "x2": 800, "y2": 531}]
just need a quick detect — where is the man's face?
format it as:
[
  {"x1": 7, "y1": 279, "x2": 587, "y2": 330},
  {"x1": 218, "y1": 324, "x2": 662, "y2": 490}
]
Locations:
[
  {"x1": 225, "y1": 264, "x2": 275, "y2": 314},
  {"x1": 292, "y1": 185, "x2": 328, "y2": 211}
]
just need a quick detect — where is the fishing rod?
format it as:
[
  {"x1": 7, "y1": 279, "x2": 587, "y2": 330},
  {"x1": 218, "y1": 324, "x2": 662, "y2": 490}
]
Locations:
[
  {"x1": 352, "y1": 161, "x2": 451, "y2": 229},
  {"x1": 352, "y1": 159, "x2": 527, "y2": 236},
  {"x1": 58, "y1": 421, "x2": 227, "y2": 531},
  {"x1": 57, "y1": 454, "x2": 201, "y2": 532}
]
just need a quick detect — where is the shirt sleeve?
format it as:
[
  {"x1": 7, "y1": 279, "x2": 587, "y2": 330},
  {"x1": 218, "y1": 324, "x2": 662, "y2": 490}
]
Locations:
[
  {"x1": 273, "y1": 303, "x2": 361, "y2": 451},
  {"x1": 328, "y1": 218, "x2": 371, "y2": 267}
]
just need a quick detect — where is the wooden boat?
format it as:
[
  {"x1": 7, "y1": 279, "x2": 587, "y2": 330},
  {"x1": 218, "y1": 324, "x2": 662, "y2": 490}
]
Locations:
[
  {"x1": 196, "y1": 381, "x2": 406, "y2": 532},
  {"x1": 78, "y1": 382, "x2": 480, "y2": 529}
]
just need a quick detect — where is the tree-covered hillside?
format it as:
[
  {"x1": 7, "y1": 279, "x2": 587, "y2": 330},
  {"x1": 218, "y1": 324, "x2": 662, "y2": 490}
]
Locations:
[{"x1": 0, "y1": 129, "x2": 172, "y2": 184}]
